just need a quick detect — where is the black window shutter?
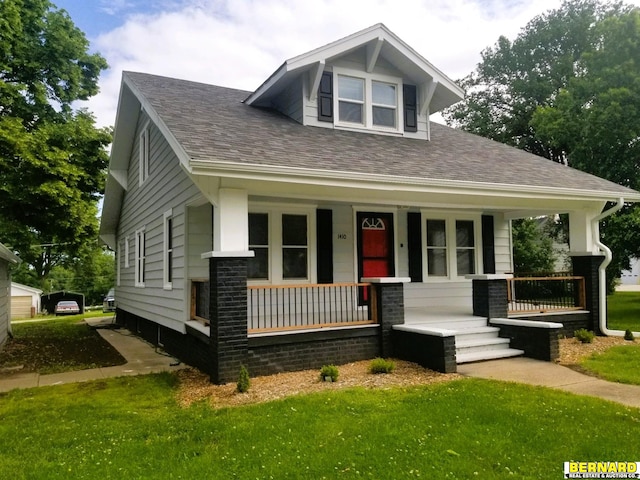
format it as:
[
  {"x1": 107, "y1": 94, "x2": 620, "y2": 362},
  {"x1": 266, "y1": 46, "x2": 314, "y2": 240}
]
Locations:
[
  {"x1": 403, "y1": 84, "x2": 418, "y2": 133},
  {"x1": 482, "y1": 215, "x2": 496, "y2": 274},
  {"x1": 316, "y1": 209, "x2": 333, "y2": 283},
  {"x1": 317, "y1": 72, "x2": 333, "y2": 122},
  {"x1": 407, "y1": 212, "x2": 423, "y2": 282}
]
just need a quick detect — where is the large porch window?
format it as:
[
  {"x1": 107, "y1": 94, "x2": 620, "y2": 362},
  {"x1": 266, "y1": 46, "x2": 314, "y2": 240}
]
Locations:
[
  {"x1": 423, "y1": 214, "x2": 480, "y2": 279},
  {"x1": 248, "y1": 207, "x2": 314, "y2": 283}
]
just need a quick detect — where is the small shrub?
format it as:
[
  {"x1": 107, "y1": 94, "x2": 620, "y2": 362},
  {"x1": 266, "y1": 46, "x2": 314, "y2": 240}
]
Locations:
[
  {"x1": 369, "y1": 357, "x2": 396, "y2": 374},
  {"x1": 320, "y1": 364, "x2": 339, "y2": 382},
  {"x1": 624, "y1": 329, "x2": 635, "y2": 341},
  {"x1": 574, "y1": 328, "x2": 595, "y2": 344},
  {"x1": 237, "y1": 364, "x2": 250, "y2": 393}
]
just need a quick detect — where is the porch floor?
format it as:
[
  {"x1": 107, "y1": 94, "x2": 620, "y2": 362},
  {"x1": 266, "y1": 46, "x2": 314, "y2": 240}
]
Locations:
[{"x1": 401, "y1": 307, "x2": 525, "y2": 364}]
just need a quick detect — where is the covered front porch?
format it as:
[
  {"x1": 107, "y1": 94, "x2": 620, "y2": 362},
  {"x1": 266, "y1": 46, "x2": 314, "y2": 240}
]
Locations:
[{"x1": 187, "y1": 252, "x2": 602, "y2": 380}]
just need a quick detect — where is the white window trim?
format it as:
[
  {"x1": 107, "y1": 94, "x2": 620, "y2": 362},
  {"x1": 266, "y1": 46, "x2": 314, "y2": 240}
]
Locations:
[
  {"x1": 420, "y1": 211, "x2": 483, "y2": 281},
  {"x1": 333, "y1": 67, "x2": 404, "y2": 134},
  {"x1": 248, "y1": 204, "x2": 317, "y2": 285},
  {"x1": 135, "y1": 227, "x2": 146, "y2": 288},
  {"x1": 117, "y1": 243, "x2": 121, "y2": 287},
  {"x1": 139, "y1": 121, "x2": 150, "y2": 186},
  {"x1": 163, "y1": 209, "x2": 173, "y2": 290},
  {"x1": 124, "y1": 236, "x2": 130, "y2": 268}
]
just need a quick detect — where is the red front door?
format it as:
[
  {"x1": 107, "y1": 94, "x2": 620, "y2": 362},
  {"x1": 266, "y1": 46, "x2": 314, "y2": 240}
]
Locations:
[{"x1": 357, "y1": 213, "x2": 395, "y2": 300}]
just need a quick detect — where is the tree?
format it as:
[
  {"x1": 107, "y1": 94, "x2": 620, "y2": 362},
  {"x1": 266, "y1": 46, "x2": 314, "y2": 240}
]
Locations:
[
  {"x1": 511, "y1": 218, "x2": 557, "y2": 274},
  {"x1": 0, "y1": 0, "x2": 111, "y2": 290},
  {"x1": 531, "y1": 8, "x2": 640, "y2": 285},
  {"x1": 442, "y1": 0, "x2": 640, "y2": 282}
]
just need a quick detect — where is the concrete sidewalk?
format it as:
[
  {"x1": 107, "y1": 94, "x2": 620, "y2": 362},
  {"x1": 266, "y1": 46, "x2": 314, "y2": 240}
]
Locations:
[
  {"x1": 458, "y1": 357, "x2": 640, "y2": 409},
  {"x1": 0, "y1": 317, "x2": 185, "y2": 393}
]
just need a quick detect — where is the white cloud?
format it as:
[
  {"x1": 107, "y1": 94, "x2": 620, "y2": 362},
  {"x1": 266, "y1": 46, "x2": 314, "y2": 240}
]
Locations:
[{"x1": 84, "y1": 0, "x2": 633, "y2": 128}]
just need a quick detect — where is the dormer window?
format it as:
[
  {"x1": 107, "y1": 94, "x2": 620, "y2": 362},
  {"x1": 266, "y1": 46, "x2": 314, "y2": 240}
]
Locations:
[{"x1": 331, "y1": 68, "x2": 405, "y2": 133}]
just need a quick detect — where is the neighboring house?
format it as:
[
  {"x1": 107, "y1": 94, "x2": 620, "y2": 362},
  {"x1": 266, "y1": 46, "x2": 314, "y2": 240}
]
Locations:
[
  {"x1": 11, "y1": 282, "x2": 43, "y2": 319},
  {"x1": 0, "y1": 243, "x2": 20, "y2": 351},
  {"x1": 100, "y1": 24, "x2": 640, "y2": 383},
  {"x1": 619, "y1": 258, "x2": 640, "y2": 286}
]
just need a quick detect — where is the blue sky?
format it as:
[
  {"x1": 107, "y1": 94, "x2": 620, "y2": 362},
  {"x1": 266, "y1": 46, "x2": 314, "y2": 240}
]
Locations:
[{"x1": 49, "y1": 0, "x2": 640, "y2": 128}]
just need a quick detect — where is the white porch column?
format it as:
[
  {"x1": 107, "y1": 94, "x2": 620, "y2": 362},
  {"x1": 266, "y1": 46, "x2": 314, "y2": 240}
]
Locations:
[
  {"x1": 568, "y1": 207, "x2": 603, "y2": 254},
  {"x1": 213, "y1": 188, "x2": 249, "y2": 253}
]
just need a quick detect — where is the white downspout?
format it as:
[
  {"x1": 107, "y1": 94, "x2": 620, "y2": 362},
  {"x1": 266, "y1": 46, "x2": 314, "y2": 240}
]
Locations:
[{"x1": 591, "y1": 198, "x2": 637, "y2": 337}]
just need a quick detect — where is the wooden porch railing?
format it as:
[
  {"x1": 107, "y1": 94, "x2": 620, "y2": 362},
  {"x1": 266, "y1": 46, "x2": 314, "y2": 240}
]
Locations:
[
  {"x1": 248, "y1": 283, "x2": 377, "y2": 333},
  {"x1": 507, "y1": 275, "x2": 586, "y2": 314}
]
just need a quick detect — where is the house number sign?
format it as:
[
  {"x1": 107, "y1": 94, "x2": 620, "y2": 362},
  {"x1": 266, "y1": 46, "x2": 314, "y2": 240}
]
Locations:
[{"x1": 337, "y1": 233, "x2": 348, "y2": 240}]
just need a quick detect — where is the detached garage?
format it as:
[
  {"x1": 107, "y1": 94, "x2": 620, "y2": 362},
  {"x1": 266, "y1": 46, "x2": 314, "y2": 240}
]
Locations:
[{"x1": 11, "y1": 283, "x2": 43, "y2": 319}]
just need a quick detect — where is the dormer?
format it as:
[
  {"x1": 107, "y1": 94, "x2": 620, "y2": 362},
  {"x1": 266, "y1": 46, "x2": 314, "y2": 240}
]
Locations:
[{"x1": 244, "y1": 23, "x2": 464, "y2": 140}]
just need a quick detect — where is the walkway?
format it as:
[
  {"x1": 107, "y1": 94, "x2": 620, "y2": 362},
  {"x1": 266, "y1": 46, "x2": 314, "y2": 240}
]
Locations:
[
  {"x1": 2, "y1": 318, "x2": 640, "y2": 409},
  {"x1": 459, "y1": 357, "x2": 640, "y2": 409},
  {"x1": 0, "y1": 317, "x2": 185, "y2": 393}
]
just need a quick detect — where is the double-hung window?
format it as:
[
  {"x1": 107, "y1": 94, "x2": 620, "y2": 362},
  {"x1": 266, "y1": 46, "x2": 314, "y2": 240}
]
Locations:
[
  {"x1": 248, "y1": 207, "x2": 314, "y2": 283},
  {"x1": 423, "y1": 214, "x2": 480, "y2": 279},
  {"x1": 139, "y1": 122, "x2": 150, "y2": 185},
  {"x1": 163, "y1": 209, "x2": 173, "y2": 290},
  {"x1": 135, "y1": 227, "x2": 146, "y2": 287},
  {"x1": 334, "y1": 68, "x2": 402, "y2": 132}
]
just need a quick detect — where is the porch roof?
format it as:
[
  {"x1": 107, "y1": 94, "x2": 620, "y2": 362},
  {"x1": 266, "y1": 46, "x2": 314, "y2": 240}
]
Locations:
[{"x1": 119, "y1": 71, "x2": 640, "y2": 201}]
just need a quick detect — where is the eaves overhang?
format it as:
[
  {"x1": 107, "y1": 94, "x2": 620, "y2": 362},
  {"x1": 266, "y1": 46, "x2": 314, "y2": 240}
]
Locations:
[{"x1": 189, "y1": 159, "x2": 640, "y2": 205}]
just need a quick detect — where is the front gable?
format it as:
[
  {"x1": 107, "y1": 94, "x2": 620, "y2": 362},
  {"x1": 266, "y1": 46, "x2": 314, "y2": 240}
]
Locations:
[{"x1": 244, "y1": 23, "x2": 463, "y2": 139}]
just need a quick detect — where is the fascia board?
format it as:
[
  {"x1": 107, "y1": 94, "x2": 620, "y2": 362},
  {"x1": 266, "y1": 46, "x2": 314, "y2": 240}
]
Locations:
[
  {"x1": 189, "y1": 160, "x2": 640, "y2": 204},
  {"x1": 0, "y1": 243, "x2": 20, "y2": 265}
]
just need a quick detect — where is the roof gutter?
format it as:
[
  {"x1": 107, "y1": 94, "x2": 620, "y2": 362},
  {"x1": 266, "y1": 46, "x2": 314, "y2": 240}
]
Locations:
[{"x1": 592, "y1": 198, "x2": 638, "y2": 337}]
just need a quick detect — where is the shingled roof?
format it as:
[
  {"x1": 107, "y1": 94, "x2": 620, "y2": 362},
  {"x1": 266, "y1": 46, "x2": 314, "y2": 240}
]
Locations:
[{"x1": 123, "y1": 71, "x2": 639, "y2": 200}]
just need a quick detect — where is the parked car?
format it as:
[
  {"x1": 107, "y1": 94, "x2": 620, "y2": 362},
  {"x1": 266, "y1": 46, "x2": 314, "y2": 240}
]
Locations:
[
  {"x1": 103, "y1": 288, "x2": 116, "y2": 313},
  {"x1": 54, "y1": 300, "x2": 80, "y2": 316}
]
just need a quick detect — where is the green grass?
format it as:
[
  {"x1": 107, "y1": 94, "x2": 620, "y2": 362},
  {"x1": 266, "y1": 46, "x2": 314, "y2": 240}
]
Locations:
[
  {"x1": 607, "y1": 292, "x2": 640, "y2": 332},
  {"x1": 579, "y1": 344, "x2": 640, "y2": 385},
  {"x1": 0, "y1": 375, "x2": 638, "y2": 479},
  {"x1": 0, "y1": 316, "x2": 125, "y2": 374}
]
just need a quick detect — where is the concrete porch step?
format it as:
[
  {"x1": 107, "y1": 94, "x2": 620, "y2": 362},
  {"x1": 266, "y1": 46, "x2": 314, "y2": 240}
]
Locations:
[
  {"x1": 456, "y1": 336, "x2": 511, "y2": 350},
  {"x1": 456, "y1": 348, "x2": 525, "y2": 364},
  {"x1": 452, "y1": 326, "x2": 502, "y2": 341},
  {"x1": 456, "y1": 348, "x2": 524, "y2": 364},
  {"x1": 420, "y1": 319, "x2": 489, "y2": 330}
]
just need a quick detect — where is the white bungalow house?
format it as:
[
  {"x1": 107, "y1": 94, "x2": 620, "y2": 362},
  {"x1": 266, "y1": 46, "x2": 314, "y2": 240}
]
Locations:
[{"x1": 100, "y1": 24, "x2": 640, "y2": 382}]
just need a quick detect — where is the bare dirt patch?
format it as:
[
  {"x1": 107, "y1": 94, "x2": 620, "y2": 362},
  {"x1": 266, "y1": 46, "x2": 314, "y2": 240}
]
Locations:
[{"x1": 176, "y1": 360, "x2": 462, "y2": 409}]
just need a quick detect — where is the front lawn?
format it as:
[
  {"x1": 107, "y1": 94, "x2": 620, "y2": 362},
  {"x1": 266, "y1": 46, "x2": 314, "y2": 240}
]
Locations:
[
  {"x1": 0, "y1": 374, "x2": 638, "y2": 479},
  {"x1": 607, "y1": 291, "x2": 640, "y2": 332},
  {"x1": 0, "y1": 316, "x2": 125, "y2": 374},
  {"x1": 579, "y1": 344, "x2": 640, "y2": 385}
]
